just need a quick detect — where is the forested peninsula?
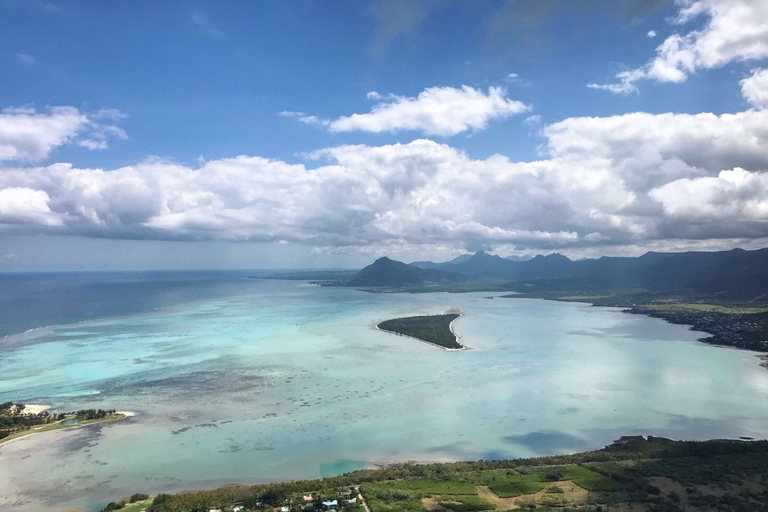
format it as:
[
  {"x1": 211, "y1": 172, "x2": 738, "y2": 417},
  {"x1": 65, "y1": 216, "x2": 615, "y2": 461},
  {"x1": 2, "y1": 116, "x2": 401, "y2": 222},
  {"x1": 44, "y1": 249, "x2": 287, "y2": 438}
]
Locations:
[{"x1": 377, "y1": 313, "x2": 464, "y2": 350}]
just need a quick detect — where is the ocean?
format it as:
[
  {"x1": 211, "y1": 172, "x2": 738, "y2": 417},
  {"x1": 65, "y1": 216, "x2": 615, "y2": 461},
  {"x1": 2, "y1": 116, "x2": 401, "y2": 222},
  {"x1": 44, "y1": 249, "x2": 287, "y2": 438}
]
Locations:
[{"x1": 1, "y1": 272, "x2": 767, "y2": 511}]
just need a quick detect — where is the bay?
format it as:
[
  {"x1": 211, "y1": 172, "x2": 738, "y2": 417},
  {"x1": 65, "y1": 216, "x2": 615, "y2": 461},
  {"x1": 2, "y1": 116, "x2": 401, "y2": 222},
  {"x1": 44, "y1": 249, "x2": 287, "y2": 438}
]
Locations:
[{"x1": 1, "y1": 276, "x2": 767, "y2": 512}]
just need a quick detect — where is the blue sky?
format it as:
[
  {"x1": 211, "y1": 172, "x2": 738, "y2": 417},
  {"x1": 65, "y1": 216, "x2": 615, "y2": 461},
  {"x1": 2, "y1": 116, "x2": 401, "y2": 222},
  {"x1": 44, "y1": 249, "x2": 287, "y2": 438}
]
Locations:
[{"x1": 1, "y1": 0, "x2": 768, "y2": 270}]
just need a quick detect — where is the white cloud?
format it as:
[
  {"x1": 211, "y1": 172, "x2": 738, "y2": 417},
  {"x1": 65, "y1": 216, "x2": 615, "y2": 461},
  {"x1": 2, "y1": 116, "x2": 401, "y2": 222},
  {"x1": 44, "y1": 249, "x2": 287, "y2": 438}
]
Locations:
[
  {"x1": 587, "y1": 69, "x2": 642, "y2": 95},
  {"x1": 741, "y1": 68, "x2": 768, "y2": 108},
  {"x1": 524, "y1": 115, "x2": 542, "y2": 127},
  {"x1": 592, "y1": 0, "x2": 768, "y2": 93},
  {"x1": 505, "y1": 72, "x2": 530, "y2": 86},
  {"x1": 0, "y1": 106, "x2": 126, "y2": 161},
  {"x1": 0, "y1": 187, "x2": 62, "y2": 227},
  {"x1": 3, "y1": 104, "x2": 768, "y2": 250},
  {"x1": 321, "y1": 86, "x2": 530, "y2": 136},
  {"x1": 650, "y1": 168, "x2": 768, "y2": 236},
  {"x1": 278, "y1": 111, "x2": 330, "y2": 127},
  {"x1": 647, "y1": 30, "x2": 657, "y2": 38}
]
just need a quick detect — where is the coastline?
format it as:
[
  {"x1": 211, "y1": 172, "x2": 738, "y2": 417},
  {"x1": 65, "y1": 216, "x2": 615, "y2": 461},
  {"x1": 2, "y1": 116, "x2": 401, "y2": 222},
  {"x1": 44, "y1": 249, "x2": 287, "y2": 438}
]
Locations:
[
  {"x1": 375, "y1": 309, "x2": 467, "y2": 351},
  {"x1": 21, "y1": 403, "x2": 50, "y2": 415},
  {"x1": 0, "y1": 408, "x2": 134, "y2": 448},
  {"x1": 500, "y1": 293, "x2": 768, "y2": 367}
]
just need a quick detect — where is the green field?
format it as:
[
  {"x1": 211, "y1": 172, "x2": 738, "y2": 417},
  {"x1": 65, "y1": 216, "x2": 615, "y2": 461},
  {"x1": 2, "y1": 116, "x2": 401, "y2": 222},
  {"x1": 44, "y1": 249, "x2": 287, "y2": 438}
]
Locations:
[
  {"x1": 437, "y1": 495, "x2": 495, "y2": 511},
  {"x1": 119, "y1": 498, "x2": 154, "y2": 512},
  {"x1": 393, "y1": 479, "x2": 477, "y2": 495}
]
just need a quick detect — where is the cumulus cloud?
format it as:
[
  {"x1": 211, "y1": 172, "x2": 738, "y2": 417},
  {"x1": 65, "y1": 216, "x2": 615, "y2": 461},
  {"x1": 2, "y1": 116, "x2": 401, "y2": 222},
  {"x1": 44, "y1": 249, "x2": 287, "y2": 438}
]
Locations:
[
  {"x1": 2, "y1": 105, "x2": 768, "y2": 250},
  {"x1": 0, "y1": 106, "x2": 126, "y2": 161},
  {"x1": 308, "y1": 86, "x2": 531, "y2": 136},
  {"x1": 591, "y1": 0, "x2": 768, "y2": 93},
  {"x1": 741, "y1": 68, "x2": 768, "y2": 108},
  {"x1": 0, "y1": 187, "x2": 62, "y2": 227},
  {"x1": 650, "y1": 168, "x2": 768, "y2": 238},
  {"x1": 651, "y1": 167, "x2": 768, "y2": 219}
]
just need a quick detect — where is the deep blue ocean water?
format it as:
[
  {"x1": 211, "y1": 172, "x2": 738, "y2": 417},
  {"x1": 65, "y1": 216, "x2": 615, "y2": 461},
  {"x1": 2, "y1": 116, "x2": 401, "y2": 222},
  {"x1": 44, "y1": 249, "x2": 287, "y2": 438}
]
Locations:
[{"x1": 0, "y1": 271, "x2": 269, "y2": 338}]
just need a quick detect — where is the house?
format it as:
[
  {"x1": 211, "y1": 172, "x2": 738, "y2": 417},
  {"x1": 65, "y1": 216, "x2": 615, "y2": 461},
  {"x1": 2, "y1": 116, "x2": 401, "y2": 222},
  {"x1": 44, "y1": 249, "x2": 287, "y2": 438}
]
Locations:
[
  {"x1": 280, "y1": 507, "x2": 290, "y2": 512},
  {"x1": 303, "y1": 493, "x2": 313, "y2": 501}
]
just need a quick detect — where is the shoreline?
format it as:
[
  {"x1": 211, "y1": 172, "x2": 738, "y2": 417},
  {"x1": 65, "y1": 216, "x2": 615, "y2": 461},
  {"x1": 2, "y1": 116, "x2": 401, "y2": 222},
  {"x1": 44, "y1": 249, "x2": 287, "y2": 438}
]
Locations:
[
  {"x1": 501, "y1": 294, "x2": 768, "y2": 368},
  {"x1": 21, "y1": 403, "x2": 51, "y2": 415},
  {"x1": 0, "y1": 408, "x2": 134, "y2": 448},
  {"x1": 375, "y1": 309, "x2": 467, "y2": 351}
]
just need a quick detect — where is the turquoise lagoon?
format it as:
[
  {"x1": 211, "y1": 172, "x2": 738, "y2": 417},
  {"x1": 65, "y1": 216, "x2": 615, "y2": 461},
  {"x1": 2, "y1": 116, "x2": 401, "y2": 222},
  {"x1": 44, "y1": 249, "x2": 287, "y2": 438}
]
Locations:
[{"x1": 1, "y1": 278, "x2": 768, "y2": 511}]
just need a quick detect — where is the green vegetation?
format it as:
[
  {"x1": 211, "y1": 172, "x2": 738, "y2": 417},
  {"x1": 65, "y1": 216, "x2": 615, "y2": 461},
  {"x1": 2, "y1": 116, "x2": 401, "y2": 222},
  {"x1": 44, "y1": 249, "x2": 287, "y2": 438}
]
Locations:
[
  {"x1": 377, "y1": 313, "x2": 463, "y2": 349},
  {"x1": 437, "y1": 495, "x2": 494, "y2": 511},
  {"x1": 99, "y1": 495, "x2": 153, "y2": 512},
  {"x1": 0, "y1": 402, "x2": 126, "y2": 445},
  {"x1": 362, "y1": 484, "x2": 424, "y2": 512},
  {"x1": 347, "y1": 257, "x2": 465, "y2": 287},
  {"x1": 370, "y1": 479, "x2": 477, "y2": 495},
  {"x1": 140, "y1": 437, "x2": 768, "y2": 512}
]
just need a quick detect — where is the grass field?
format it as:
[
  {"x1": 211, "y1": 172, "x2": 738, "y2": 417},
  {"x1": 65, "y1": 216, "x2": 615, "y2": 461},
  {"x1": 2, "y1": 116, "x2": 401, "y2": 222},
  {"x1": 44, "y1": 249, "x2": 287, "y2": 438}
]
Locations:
[
  {"x1": 436, "y1": 495, "x2": 494, "y2": 511},
  {"x1": 398, "y1": 479, "x2": 477, "y2": 495},
  {"x1": 120, "y1": 498, "x2": 154, "y2": 512}
]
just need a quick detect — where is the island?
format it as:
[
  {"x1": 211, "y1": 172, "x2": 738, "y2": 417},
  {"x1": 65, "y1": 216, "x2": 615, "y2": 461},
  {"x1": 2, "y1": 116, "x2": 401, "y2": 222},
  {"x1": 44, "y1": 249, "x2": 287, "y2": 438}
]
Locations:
[
  {"x1": 377, "y1": 312, "x2": 464, "y2": 350},
  {"x1": 0, "y1": 402, "x2": 131, "y2": 446},
  {"x1": 99, "y1": 436, "x2": 768, "y2": 512}
]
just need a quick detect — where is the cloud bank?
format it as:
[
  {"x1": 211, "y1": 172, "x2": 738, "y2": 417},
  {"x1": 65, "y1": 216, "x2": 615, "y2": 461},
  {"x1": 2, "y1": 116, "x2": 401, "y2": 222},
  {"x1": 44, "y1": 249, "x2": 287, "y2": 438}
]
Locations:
[{"x1": 2, "y1": 106, "x2": 768, "y2": 252}]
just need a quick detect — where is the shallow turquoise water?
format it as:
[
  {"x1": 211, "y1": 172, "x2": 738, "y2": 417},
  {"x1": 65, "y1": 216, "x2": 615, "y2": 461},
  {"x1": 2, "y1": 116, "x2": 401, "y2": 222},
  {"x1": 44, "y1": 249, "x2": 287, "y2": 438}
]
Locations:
[{"x1": 1, "y1": 279, "x2": 767, "y2": 511}]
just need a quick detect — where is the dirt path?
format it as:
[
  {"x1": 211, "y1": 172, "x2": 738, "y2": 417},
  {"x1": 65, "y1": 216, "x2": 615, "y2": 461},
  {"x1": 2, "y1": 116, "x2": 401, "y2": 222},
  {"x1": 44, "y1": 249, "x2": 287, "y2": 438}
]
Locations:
[
  {"x1": 355, "y1": 487, "x2": 372, "y2": 512},
  {"x1": 476, "y1": 486, "x2": 518, "y2": 509}
]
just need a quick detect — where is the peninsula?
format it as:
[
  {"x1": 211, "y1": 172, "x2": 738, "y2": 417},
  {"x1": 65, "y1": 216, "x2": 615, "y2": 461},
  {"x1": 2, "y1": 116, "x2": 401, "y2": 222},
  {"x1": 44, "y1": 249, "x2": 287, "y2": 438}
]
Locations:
[
  {"x1": 0, "y1": 402, "x2": 131, "y2": 446},
  {"x1": 377, "y1": 312, "x2": 464, "y2": 350}
]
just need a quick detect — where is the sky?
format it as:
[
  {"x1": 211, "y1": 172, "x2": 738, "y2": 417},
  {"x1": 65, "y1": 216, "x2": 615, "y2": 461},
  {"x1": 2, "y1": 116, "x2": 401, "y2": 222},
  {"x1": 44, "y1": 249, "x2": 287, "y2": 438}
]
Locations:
[{"x1": 1, "y1": 0, "x2": 768, "y2": 270}]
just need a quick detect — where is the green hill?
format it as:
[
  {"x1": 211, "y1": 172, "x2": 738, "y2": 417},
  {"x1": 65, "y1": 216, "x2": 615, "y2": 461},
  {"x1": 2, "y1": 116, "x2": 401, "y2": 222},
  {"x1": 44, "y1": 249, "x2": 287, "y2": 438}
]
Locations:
[{"x1": 347, "y1": 257, "x2": 466, "y2": 287}]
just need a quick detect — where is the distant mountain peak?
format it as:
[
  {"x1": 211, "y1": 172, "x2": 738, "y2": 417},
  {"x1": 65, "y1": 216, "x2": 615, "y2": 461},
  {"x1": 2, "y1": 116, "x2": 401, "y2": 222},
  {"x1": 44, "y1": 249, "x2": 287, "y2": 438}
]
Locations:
[{"x1": 348, "y1": 256, "x2": 465, "y2": 286}]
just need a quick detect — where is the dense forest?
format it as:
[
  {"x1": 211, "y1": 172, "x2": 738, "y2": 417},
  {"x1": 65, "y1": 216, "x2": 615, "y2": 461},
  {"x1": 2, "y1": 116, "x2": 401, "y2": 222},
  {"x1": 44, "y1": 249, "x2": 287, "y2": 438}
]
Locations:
[{"x1": 377, "y1": 314, "x2": 462, "y2": 349}]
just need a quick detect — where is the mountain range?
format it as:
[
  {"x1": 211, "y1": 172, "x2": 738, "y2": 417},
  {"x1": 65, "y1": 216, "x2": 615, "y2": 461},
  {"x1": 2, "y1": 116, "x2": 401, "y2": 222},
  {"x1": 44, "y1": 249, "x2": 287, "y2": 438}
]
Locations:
[{"x1": 347, "y1": 248, "x2": 768, "y2": 299}]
